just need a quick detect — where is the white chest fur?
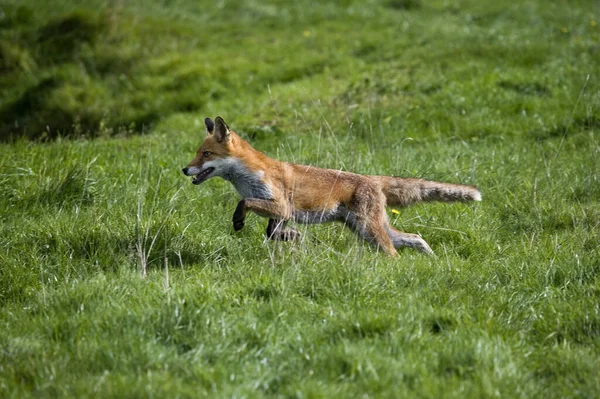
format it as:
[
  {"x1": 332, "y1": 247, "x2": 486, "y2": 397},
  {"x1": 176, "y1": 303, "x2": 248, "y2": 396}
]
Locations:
[{"x1": 212, "y1": 158, "x2": 272, "y2": 199}]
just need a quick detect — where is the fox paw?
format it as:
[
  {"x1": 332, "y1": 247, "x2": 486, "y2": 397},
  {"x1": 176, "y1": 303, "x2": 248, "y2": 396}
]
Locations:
[
  {"x1": 233, "y1": 220, "x2": 245, "y2": 231},
  {"x1": 417, "y1": 239, "x2": 434, "y2": 255},
  {"x1": 280, "y1": 228, "x2": 301, "y2": 241},
  {"x1": 266, "y1": 227, "x2": 301, "y2": 241}
]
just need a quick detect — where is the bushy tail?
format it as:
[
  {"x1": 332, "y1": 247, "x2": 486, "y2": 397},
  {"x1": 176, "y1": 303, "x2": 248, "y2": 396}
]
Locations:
[{"x1": 378, "y1": 176, "x2": 481, "y2": 207}]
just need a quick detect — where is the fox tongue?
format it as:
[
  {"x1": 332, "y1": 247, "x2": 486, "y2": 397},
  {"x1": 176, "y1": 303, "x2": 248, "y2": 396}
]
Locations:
[{"x1": 192, "y1": 167, "x2": 214, "y2": 185}]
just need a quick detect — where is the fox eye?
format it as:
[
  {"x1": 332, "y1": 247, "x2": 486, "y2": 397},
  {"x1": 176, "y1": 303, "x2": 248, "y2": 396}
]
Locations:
[{"x1": 203, "y1": 151, "x2": 212, "y2": 158}]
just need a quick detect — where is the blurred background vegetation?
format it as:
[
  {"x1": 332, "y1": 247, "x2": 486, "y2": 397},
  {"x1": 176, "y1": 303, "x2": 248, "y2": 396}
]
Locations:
[{"x1": 1, "y1": 0, "x2": 598, "y2": 141}]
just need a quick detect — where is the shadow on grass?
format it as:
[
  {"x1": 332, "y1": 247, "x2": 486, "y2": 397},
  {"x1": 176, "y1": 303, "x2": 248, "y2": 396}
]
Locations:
[
  {"x1": 326, "y1": 313, "x2": 397, "y2": 343},
  {"x1": 497, "y1": 80, "x2": 551, "y2": 97},
  {"x1": 36, "y1": 10, "x2": 107, "y2": 63},
  {"x1": 427, "y1": 315, "x2": 455, "y2": 334},
  {"x1": 533, "y1": 116, "x2": 600, "y2": 141}
]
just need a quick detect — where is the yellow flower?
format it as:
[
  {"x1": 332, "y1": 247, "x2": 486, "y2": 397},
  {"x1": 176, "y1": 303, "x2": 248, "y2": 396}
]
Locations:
[
  {"x1": 591, "y1": 20, "x2": 597, "y2": 27},
  {"x1": 303, "y1": 30, "x2": 311, "y2": 38},
  {"x1": 561, "y1": 27, "x2": 569, "y2": 33},
  {"x1": 391, "y1": 209, "x2": 400, "y2": 215}
]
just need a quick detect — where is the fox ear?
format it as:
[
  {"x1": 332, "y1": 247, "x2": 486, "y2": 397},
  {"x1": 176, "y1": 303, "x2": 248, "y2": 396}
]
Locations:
[
  {"x1": 214, "y1": 116, "x2": 230, "y2": 143},
  {"x1": 205, "y1": 118, "x2": 215, "y2": 135}
]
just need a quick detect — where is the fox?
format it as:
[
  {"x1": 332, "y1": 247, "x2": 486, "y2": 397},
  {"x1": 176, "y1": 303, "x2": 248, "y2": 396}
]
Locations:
[{"x1": 182, "y1": 116, "x2": 481, "y2": 256}]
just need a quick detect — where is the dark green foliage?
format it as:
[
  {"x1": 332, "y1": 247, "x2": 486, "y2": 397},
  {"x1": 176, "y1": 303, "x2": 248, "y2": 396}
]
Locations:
[
  {"x1": 0, "y1": 4, "x2": 34, "y2": 28},
  {"x1": 36, "y1": 10, "x2": 107, "y2": 62},
  {"x1": 384, "y1": 0, "x2": 422, "y2": 11}
]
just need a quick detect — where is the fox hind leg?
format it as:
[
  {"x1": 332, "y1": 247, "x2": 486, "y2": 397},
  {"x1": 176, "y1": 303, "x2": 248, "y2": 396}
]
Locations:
[
  {"x1": 344, "y1": 215, "x2": 398, "y2": 256},
  {"x1": 386, "y1": 225, "x2": 434, "y2": 255},
  {"x1": 342, "y1": 185, "x2": 398, "y2": 256},
  {"x1": 365, "y1": 220, "x2": 398, "y2": 256}
]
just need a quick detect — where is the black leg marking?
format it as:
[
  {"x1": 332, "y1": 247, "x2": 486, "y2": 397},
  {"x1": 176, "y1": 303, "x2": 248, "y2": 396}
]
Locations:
[
  {"x1": 232, "y1": 199, "x2": 246, "y2": 231},
  {"x1": 266, "y1": 219, "x2": 300, "y2": 241}
]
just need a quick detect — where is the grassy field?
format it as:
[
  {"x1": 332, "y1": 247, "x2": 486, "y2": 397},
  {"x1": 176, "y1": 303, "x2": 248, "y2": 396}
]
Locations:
[{"x1": 1, "y1": 0, "x2": 599, "y2": 397}]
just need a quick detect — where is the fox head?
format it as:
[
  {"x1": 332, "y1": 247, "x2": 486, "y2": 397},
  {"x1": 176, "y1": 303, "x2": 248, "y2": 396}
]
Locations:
[{"x1": 182, "y1": 116, "x2": 234, "y2": 185}]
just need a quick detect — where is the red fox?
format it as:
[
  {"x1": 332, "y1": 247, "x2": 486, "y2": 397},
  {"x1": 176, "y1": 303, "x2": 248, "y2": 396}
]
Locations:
[{"x1": 182, "y1": 117, "x2": 481, "y2": 256}]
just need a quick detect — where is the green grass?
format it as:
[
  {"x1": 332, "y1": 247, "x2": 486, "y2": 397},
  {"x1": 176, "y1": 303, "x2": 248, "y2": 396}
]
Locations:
[{"x1": 1, "y1": 0, "x2": 599, "y2": 397}]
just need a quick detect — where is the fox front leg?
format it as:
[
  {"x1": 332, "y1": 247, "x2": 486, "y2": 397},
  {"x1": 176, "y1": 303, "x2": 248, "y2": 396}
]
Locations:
[
  {"x1": 232, "y1": 200, "x2": 247, "y2": 231},
  {"x1": 266, "y1": 219, "x2": 301, "y2": 241},
  {"x1": 232, "y1": 198, "x2": 291, "y2": 232}
]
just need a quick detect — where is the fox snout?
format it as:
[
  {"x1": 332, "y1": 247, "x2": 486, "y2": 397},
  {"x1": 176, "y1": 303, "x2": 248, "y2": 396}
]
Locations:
[{"x1": 182, "y1": 166, "x2": 203, "y2": 176}]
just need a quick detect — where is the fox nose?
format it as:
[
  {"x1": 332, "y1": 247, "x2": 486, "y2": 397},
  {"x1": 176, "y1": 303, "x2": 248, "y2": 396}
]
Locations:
[{"x1": 182, "y1": 167, "x2": 189, "y2": 175}]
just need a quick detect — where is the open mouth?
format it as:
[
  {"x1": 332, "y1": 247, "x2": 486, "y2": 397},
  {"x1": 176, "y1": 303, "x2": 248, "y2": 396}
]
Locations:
[{"x1": 192, "y1": 167, "x2": 215, "y2": 185}]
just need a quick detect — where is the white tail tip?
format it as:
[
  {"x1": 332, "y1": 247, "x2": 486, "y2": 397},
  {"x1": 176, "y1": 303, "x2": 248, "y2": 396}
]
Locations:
[{"x1": 473, "y1": 190, "x2": 482, "y2": 201}]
